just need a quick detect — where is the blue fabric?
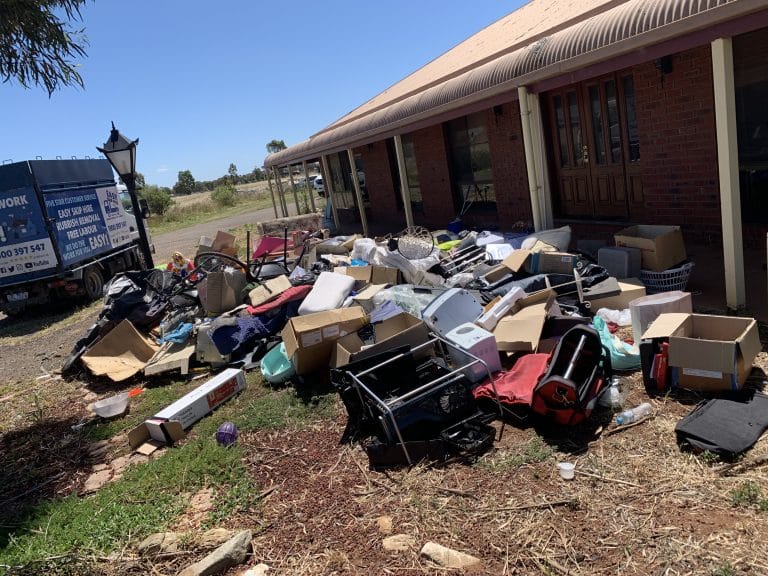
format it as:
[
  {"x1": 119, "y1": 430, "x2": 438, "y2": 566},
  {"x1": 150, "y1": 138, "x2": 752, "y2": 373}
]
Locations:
[
  {"x1": 210, "y1": 300, "x2": 301, "y2": 356},
  {"x1": 593, "y1": 316, "x2": 640, "y2": 371},
  {"x1": 158, "y1": 322, "x2": 194, "y2": 345}
]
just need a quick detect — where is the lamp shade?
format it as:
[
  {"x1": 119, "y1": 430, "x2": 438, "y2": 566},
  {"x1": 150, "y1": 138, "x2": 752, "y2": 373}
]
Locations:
[{"x1": 97, "y1": 122, "x2": 138, "y2": 180}]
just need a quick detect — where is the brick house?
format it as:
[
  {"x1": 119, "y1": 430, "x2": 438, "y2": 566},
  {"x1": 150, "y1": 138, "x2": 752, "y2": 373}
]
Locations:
[{"x1": 265, "y1": 0, "x2": 768, "y2": 312}]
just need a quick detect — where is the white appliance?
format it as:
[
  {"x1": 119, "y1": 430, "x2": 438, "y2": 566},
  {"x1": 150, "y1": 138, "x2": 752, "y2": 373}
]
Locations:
[
  {"x1": 475, "y1": 287, "x2": 525, "y2": 331},
  {"x1": 445, "y1": 322, "x2": 501, "y2": 383},
  {"x1": 422, "y1": 288, "x2": 482, "y2": 336}
]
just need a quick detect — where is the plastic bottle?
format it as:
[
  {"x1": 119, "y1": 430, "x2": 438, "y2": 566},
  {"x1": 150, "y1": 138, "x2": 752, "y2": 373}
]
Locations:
[
  {"x1": 598, "y1": 376, "x2": 626, "y2": 410},
  {"x1": 615, "y1": 402, "x2": 652, "y2": 425}
]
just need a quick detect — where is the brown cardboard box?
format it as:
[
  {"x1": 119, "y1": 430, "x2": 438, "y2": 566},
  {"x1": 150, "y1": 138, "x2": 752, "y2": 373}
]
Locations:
[
  {"x1": 492, "y1": 290, "x2": 557, "y2": 352},
  {"x1": 331, "y1": 312, "x2": 431, "y2": 368},
  {"x1": 614, "y1": 225, "x2": 686, "y2": 272},
  {"x1": 211, "y1": 230, "x2": 238, "y2": 257},
  {"x1": 82, "y1": 319, "x2": 159, "y2": 381},
  {"x1": 282, "y1": 307, "x2": 369, "y2": 375},
  {"x1": 585, "y1": 278, "x2": 646, "y2": 310},
  {"x1": 483, "y1": 250, "x2": 530, "y2": 283},
  {"x1": 199, "y1": 268, "x2": 247, "y2": 314},
  {"x1": 530, "y1": 251, "x2": 580, "y2": 274},
  {"x1": 641, "y1": 313, "x2": 761, "y2": 392},
  {"x1": 248, "y1": 275, "x2": 292, "y2": 307},
  {"x1": 335, "y1": 265, "x2": 400, "y2": 287}
]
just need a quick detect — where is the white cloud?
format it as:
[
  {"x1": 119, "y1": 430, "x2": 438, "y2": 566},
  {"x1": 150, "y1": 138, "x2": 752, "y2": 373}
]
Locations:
[{"x1": 156, "y1": 165, "x2": 169, "y2": 173}]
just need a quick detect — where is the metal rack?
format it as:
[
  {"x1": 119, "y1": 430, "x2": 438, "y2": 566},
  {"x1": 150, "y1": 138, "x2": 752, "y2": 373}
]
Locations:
[{"x1": 344, "y1": 334, "x2": 504, "y2": 466}]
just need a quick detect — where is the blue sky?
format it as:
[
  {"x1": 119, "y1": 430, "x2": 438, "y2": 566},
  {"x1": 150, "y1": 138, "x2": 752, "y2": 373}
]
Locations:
[{"x1": 1, "y1": 1, "x2": 525, "y2": 188}]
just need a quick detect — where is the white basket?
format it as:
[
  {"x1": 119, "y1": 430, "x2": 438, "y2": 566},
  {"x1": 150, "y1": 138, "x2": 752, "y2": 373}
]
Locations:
[{"x1": 639, "y1": 262, "x2": 694, "y2": 294}]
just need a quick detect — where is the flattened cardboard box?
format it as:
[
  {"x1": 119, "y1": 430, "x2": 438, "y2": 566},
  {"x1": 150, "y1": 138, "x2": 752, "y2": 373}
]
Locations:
[
  {"x1": 331, "y1": 312, "x2": 431, "y2": 368},
  {"x1": 492, "y1": 290, "x2": 558, "y2": 353},
  {"x1": 129, "y1": 368, "x2": 246, "y2": 450},
  {"x1": 82, "y1": 319, "x2": 159, "y2": 382},
  {"x1": 282, "y1": 307, "x2": 368, "y2": 375},
  {"x1": 641, "y1": 313, "x2": 760, "y2": 392},
  {"x1": 334, "y1": 265, "x2": 401, "y2": 288},
  {"x1": 585, "y1": 278, "x2": 646, "y2": 311},
  {"x1": 614, "y1": 225, "x2": 686, "y2": 272}
]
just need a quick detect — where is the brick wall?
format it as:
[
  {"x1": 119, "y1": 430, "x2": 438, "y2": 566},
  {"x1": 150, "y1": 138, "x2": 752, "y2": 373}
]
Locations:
[
  {"x1": 355, "y1": 142, "x2": 403, "y2": 232},
  {"x1": 411, "y1": 124, "x2": 456, "y2": 228},
  {"x1": 631, "y1": 45, "x2": 722, "y2": 245},
  {"x1": 485, "y1": 102, "x2": 533, "y2": 228}
]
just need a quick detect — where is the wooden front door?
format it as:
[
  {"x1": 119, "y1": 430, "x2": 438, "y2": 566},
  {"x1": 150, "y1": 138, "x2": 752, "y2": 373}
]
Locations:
[{"x1": 545, "y1": 74, "x2": 642, "y2": 220}]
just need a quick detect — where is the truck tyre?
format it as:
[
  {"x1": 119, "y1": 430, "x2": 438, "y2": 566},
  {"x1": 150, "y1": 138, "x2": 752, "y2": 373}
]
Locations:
[{"x1": 82, "y1": 266, "x2": 105, "y2": 301}]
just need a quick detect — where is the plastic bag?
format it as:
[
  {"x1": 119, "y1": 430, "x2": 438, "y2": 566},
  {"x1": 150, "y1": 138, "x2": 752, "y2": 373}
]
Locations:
[
  {"x1": 596, "y1": 307, "x2": 632, "y2": 327},
  {"x1": 592, "y1": 316, "x2": 640, "y2": 371}
]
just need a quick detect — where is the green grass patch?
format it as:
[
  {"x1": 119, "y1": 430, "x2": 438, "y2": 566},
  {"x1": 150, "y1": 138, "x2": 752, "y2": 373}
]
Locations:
[
  {"x1": 148, "y1": 194, "x2": 274, "y2": 236},
  {"x1": 0, "y1": 371, "x2": 337, "y2": 569},
  {"x1": 478, "y1": 435, "x2": 553, "y2": 472},
  {"x1": 729, "y1": 480, "x2": 768, "y2": 511}
]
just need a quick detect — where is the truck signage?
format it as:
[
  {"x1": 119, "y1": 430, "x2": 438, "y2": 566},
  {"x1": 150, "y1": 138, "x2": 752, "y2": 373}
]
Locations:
[
  {"x1": 0, "y1": 186, "x2": 57, "y2": 280},
  {"x1": 43, "y1": 185, "x2": 131, "y2": 266}
]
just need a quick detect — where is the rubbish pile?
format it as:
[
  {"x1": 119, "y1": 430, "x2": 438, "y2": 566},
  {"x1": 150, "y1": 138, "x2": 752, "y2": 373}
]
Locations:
[{"x1": 63, "y1": 220, "x2": 766, "y2": 466}]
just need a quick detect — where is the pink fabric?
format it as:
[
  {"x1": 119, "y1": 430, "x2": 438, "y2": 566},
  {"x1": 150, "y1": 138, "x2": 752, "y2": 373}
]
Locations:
[
  {"x1": 246, "y1": 284, "x2": 312, "y2": 315},
  {"x1": 474, "y1": 353, "x2": 551, "y2": 407},
  {"x1": 252, "y1": 236, "x2": 290, "y2": 259}
]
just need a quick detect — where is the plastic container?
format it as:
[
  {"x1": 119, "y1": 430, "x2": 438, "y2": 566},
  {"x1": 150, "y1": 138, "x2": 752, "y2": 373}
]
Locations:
[
  {"x1": 475, "y1": 287, "x2": 525, "y2": 331},
  {"x1": 629, "y1": 290, "x2": 692, "y2": 344},
  {"x1": 598, "y1": 377, "x2": 626, "y2": 410},
  {"x1": 92, "y1": 392, "x2": 130, "y2": 418},
  {"x1": 615, "y1": 402, "x2": 652, "y2": 425},
  {"x1": 557, "y1": 462, "x2": 575, "y2": 480},
  {"x1": 260, "y1": 342, "x2": 295, "y2": 384},
  {"x1": 639, "y1": 262, "x2": 695, "y2": 294}
]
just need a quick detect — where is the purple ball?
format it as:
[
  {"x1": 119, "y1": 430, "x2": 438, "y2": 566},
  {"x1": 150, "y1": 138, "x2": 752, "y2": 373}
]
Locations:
[{"x1": 216, "y1": 421, "x2": 238, "y2": 446}]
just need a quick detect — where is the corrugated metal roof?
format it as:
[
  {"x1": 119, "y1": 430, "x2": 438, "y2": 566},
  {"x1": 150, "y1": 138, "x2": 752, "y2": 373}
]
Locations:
[{"x1": 266, "y1": 0, "x2": 765, "y2": 167}]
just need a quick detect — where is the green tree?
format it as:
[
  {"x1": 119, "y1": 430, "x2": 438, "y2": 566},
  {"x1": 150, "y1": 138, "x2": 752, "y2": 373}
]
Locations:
[
  {"x1": 266, "y1": 139, "x2": 286, "y2": 154},
  {"x1": 135, "y1": 172, "x2": 146, "y2": 190},
  {"x1": 140, "y1": 184, "x2": 173, "y2": 216},
  {"x1": 228, "y1": 163, "x2": 238, "y2": 184},
  {"x1": 251, "y1": 166, "x2": 265, "y2": 181},
  {"x1": 173, "y1": 170, "x2": 196, "y2": 195},
  {"x1": 211, "y1": 184, "x2": 237, "y2": 207},
  {"x1": 0, "y1": 0, "x2": 89, "y2": 95}
]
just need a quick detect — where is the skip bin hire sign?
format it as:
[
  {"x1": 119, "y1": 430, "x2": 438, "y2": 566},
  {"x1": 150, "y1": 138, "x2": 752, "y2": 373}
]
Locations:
[
  {"x1": 0, "y1": 186, "x2": 57, "y2": 280},
  {"x1": 44, "y1": 185, "x2": 132, "y2": 267}
]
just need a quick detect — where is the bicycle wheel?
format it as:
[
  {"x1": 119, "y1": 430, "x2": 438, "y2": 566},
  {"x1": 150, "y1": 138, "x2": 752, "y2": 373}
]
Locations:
[{"x1": 193, "y1": 252, "x2": 249, "y2": 274}]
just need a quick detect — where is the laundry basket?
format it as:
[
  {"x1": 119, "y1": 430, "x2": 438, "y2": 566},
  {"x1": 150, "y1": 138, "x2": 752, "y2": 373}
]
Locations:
[{"x1": 639, "y1": 262, "x2": 694, "y2": 294}]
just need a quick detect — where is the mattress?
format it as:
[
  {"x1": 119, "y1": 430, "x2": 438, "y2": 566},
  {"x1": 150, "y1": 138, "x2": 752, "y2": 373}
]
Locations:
[{"x1": 298, "y1": 271, "x2": 356, "y2": 315}]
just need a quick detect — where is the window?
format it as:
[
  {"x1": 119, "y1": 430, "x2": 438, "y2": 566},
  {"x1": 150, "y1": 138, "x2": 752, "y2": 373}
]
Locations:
[
  {"x1": 623, "y1": 76, "x2": 639, "y2": 162},
  {"x1": 401, "y1": 134, "x2": 423, "y2": 212},
  {"x1": 734, "y1": 28, "x2": 768, "y2": 224},
  {"x1": 447, "y1": 112, "x2": 495, "y2": 211}
]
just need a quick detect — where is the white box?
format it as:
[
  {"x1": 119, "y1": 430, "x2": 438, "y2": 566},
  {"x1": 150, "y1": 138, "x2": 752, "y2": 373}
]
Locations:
[{"x1": 129, "y1": 368, "x2": 246, "y2": 449}]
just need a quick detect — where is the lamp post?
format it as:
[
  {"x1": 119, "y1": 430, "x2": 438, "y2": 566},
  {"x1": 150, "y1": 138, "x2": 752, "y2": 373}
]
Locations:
[{"x1": 97, "y1": 122, "x2": 154, "y2": 269}]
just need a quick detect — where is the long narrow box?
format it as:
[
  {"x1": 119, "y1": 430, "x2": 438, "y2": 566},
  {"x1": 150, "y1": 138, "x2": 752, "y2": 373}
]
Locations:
[{"x1": 129, "y1": 368, "x2": 246, "y2": 449}]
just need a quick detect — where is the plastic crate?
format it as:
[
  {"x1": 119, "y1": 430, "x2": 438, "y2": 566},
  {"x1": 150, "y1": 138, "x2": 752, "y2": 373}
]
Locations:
[{"x1": 639, "y1": 262, "x2": 694, "y2": 294}]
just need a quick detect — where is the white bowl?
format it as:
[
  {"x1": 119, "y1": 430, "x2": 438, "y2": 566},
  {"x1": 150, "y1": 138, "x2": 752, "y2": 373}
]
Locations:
[{"x1": 92, "y1": 392, "x2": 130, "y2": 418}]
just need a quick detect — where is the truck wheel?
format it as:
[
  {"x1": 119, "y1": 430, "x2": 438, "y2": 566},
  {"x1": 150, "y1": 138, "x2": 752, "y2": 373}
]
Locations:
[{"x1": 82, "y1": 266, "x2": 105, "y2": 300}]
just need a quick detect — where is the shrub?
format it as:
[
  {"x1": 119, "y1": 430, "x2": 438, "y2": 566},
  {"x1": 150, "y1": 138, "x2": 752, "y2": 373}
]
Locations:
[
  {"x1": 211, "y1": 184, "x2": 238, "y2": 207},
  {"x1": 141, "y1": 185, "x2": 174, "y2": 216}
]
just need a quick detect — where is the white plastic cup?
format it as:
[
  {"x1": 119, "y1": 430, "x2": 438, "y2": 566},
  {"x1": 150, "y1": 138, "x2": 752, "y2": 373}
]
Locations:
[{"x1": 557, "y1": 462, "x2": 575, "y2": 480}]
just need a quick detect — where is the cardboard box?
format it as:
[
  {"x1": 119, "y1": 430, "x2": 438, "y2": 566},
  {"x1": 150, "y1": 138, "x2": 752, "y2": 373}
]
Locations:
[
  {"x1": 483, "y1": 250, "x2": 530, "y2": 283},
  {"x1": 248, "y1": 275, "x2": 292, "y2": 307},
  {"x1": 331, "y1": 311, "x2": 430, "y2": 368},
  {"x1": 211, "y1": 230, "x2": 238, "y2": 257},
  {"x1": 641, "y1": 313, "x2": 761, "y2": 392},
  {"x1": 282, "y1": 307, "x2": 368, "y2": 375},
  {"x1": 129, "y1": 368, "x2": 246, "y2": 449},
  {"x1": 340, "y1": 265, "x2": 400, "y2": 287},
  {"x1": 199, "y1": 268, "x2": 247, "y2": 315},
  {"x1": 585, "y1": 278, "x2": 646, "y2": 311},
  {"x1": 614, "y1": 225, "x2": 687, "y2": 272},
  {"x1": 493, "y1": 290, "x2": 557, "y2": 352},
  {"x1": 82, "y1": 319, "x2": 159, "y2": 382}
]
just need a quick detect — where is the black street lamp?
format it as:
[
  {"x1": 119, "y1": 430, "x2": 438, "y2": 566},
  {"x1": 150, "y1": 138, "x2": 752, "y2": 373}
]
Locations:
[{"x1": 97, "y1": 122, "x2": 154, "y2": 269}]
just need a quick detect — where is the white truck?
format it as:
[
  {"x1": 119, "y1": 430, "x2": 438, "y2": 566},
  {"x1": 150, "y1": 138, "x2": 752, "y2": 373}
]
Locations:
[{"x1": 0, "y1": 159, "x2": 153, "y2": 315}]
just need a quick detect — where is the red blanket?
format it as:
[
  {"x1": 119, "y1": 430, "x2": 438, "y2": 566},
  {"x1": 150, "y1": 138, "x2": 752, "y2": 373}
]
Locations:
[
  {"x1": 474, "y1": 353, "x2": 551, "y2": 407},
  {"x1": 246, "y1": 284, "x2": 312, "y2": 315}
]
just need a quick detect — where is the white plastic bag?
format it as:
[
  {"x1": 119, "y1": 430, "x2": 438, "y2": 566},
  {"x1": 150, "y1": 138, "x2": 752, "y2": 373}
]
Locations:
[{"x1": 596, "y1": 307, "x2": 632, "y2": 327}]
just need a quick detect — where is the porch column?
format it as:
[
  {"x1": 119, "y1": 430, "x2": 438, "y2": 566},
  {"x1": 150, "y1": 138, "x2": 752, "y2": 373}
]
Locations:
[
  {"x1": 321, "y1": 154, "x2": 340, "y2": 231},
  {"x1": 712, "y1": 37, "x2": 746, "y2": 310},
  {"x1": 287, "y1": 165, "x2": 301, "y2": 214},
  {"x1": 518, "y1": 86, "x2": 543, "y2": 231},
  {"x1": 528, "y1": 91, "x2": 554, "y2": 229},
  {"x1": 393, "y1": 135, "x2": 415, "y2": 229},
  {"x1": 302, "y1": 160, "x2": 316, "y2": 212},
  {"x1": 347, "y1": 148, "x2": 369, "y2": 237},
  {"x1": 273, "y1": 167, "x2": 288, "y2": 217},
  {"x1": 266, "y1": 167, "x2": 279, "y2": 218}
]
